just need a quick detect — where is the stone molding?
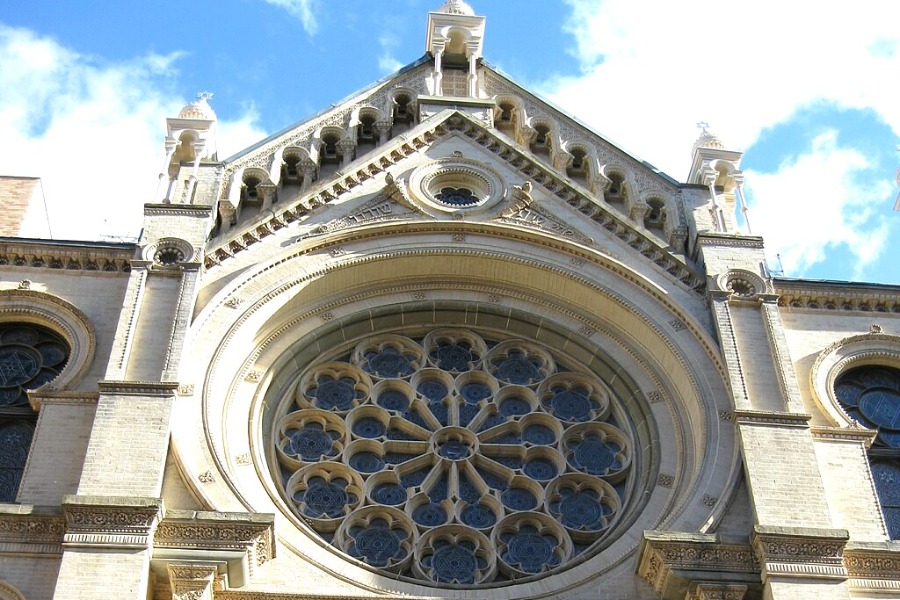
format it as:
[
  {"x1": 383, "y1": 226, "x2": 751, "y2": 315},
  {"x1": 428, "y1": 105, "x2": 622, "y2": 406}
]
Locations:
[
  {"x1": 695, "y1": 234, "x2": 765, "y2": 250},
  {"x1": 844, "y1": 542, "x2": 900, "y2": 591},
  {"x1": 688, "y1": 582, "x2": 749, "y2": 600},
  {"x1": 809, "y1": 425, "x2": 877, "y2": 445},
  {"x1": 97, "y1": 380, "x2": 180, "y2": 397},
  {"x1": 27, "y1": 390, "x2": 99, "y2": 411},
  {"x1": 145, "y1": 204, "x2": 214, "y2": 217},
  {"x1": 167, "y1": 562, "x2": 218, "y2": 600},
  {"x1": 774, "y1": 280, "x2": 900, "y2": 313},
  {"x1": 154, "y1": 510, "x2": 275, "y2": 573},
  {"x1": 732, "y1": 410, "x2": 811, "y2": 428},
  {"x1": 751, "y1": 525, "x2": 849, "y2": 580},
  {"x1": 0, "y1": 504, "x2": 66, "y2": 556},
  {"x1": 62, "y1": 495, "x2": 163, "y2": 549},
  {"x1": 0, "y1": 239, "x2": 133, "y2": 272},
  {"x1": 637, "y1": 532, "x2": 759, "y2": 596}
]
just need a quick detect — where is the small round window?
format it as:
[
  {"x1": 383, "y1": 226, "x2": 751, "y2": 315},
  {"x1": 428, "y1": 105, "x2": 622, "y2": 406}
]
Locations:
[
  {"x1": 0, "y1": 323, "x2": 70, "y2": 407},
  {"x1": 409, "y1": 158, "x2": 505, "y2": 213}
]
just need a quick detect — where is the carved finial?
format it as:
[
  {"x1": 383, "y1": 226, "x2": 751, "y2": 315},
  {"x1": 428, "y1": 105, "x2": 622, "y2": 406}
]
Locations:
[
  {"x1": 870, "y1": 324, "x2": 883, "y2": 334},
  {"x1": 17, "y1": 280, "x2": 31, "y2": 290}
]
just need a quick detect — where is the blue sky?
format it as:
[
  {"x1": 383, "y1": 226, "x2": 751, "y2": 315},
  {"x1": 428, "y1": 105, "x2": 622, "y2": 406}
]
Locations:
[{"x1": 1, "y1": 0, "x2": 898, "y2": 284}]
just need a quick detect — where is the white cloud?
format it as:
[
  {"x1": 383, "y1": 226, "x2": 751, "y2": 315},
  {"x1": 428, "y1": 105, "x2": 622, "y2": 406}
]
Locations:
[
  {"x1": 262, "y1": 0, "x2": 319, "y2": 36},
  {"x1": 744, "y1": 131, "x2": 893, "y2": 278},
  {"x1": 546, "y1": 0, "x2": 900, "y2": 178},
  {"x1": 0, "y1": 25, "x2": 266, "y2": 241},
  {"x1": 378, "y1": 33, "x2": 404, "y2": 74}
]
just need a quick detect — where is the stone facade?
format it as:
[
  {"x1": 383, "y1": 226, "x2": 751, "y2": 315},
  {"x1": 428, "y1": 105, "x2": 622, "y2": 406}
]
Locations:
[{"x1": 1, "y1": 2, "x2": 899, "y2": 599}]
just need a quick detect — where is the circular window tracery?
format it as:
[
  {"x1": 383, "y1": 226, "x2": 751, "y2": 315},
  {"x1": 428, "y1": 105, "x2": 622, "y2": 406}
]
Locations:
[
  {"x1": 0, "y1": 323, "x2": 70, "y2": 407},
  {"x1": 273, "y1": 329, "x2": 634, "y2": 586},
  {"x1": 835, "y1": 365, "x2": 900, "y2": 448}
]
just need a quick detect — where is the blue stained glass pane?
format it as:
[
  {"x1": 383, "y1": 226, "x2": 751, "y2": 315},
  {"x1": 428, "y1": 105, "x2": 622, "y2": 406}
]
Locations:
[
  {"x1": 872, "y1": 461, "x2": 900, "y2": 505},
  {"x1": 371, "y1": 483, "x2": 407, "y2": 505},
  {"x1": 352, "y1": 417, "x2": 385, "y2": 439},
  {"x1": 461, "y1": 504, "x2": 496, "y2": 528},
  {"x1": 499, "y1": 397, "x2": 531, "y2": 417},
  {"x1": 428, "y1": 475, "x2": 449, "y2": 501},
  {"x1": 402, "y1": 407, "x2": 433, "y2": 431},
  {"x1": 835, "y1": 382, "x2": 863, "y2": 407},
  {"x1": 549, "y1": 387, "x2": 595, "y2": 421},
  {"x1": 858, "y1": 389, "x2": 900, "y2": 429},
  {"x1": 312, "y1": 376, "x2": 358, "y2": 411},
  {"x1": 571, "y1": 435, "x2": 620, "y2": 475},
  {"x1": 365, "y1": 347, "x2": 414, "y2": 378},
  {"x1": 300, "y1": 480, "x2": 353, "y2": 518},
  {"x1": 288, "y1": 424, "x2": 336, "y2": 461},
  {"x1": 0, "y1": 347, "x2": 39, "y2": 387},
  {"x1": 884, "y1": 507, "x2": 900, "y2": 540},
  {"x1": 417, "y1": 380, "x2": 448, "y2": 402},
  {"x1": 460, "y1": 382, "x2": 492, "y2": 404},
  {"x1": 478, "y1": 414, "x2": 507, "y2": 431},
  {"x1": 459, "y1": 473, "x2": 481, "y2": 503},
  {"x1": 557, "y1": 489, "x2": 606, "y2": 530},
  {"x1": 400, "y1": 467, "x2": 431, "y2": 488},
  {"x1": 438, "y1": 439, "x2": 471, "y2": 460},
  {"x1": 435, "y1": 187, "x2": 478, "y2": 207},
  {"x1": 501, "y1": 487, "x2": 537, "y2": 511},
  {"x1": 428, "y1": 401, "x2": 449, "y2": 427},
  {"x1": 385, "y1": 452, "x2": 417, "y2": 465},
  {"x1": 350, "y1": 451, "x2": 385, "y2": 473},
  {"x1": 860, "y1": 368, "x2": 900, "y2": 389},
  {"x1": 503, "y1": 526, "x2": 558, "y2": 573},
  {"x1": 523, "y1": 424, "x2": 556, "y2": 445},
  {"x1": 386, "y1": 428, "x2": 416, "y2": 441},
  {"x1": 524, "y1": 458, "x2": 558, "y2": 480},
  {"x1": 459, "y1": 403, "x2": 479, "y2": 427},
  {"x1": 476, "y1": 467, "x2": 509, "y2": 491},
  {"x1": 377, "y1": 389, "x2": 409, "y2": 412},
  {"x1": 429, "y1": 543, "x2": 479, "y2": 583},
  {"x1": 413, "y1": 502, "x2": 447, "y2": 527},
  {"x1": 493, "y1": 351, "x2": 542, "y2": 385},
  {"x1": 351, "y1": 523, "x2": 404, "y2": 567},
  {"x1": 431, "y1": 343, "x2": 474, "y2": 372},
  {"x1": 488, "y1": 455, "x2": 523, "y2": 470}
]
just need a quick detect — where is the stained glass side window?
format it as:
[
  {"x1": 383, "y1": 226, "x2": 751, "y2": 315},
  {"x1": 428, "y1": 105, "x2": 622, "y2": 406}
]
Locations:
[
  {"x1": 0, "y1": 323, "x2": 70, "y2": 502},
  {"x1": 835, "y1": 365, "x2": 900, "y2": 540}
]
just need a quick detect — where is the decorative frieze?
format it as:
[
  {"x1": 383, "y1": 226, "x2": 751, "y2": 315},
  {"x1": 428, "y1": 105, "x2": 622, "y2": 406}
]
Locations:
[
  {"x1": 774, "y1": 280, "x2": 900, "y2": 313},
  {"x1": 688, "y1": 582, "x2": 749, "y2": 600},
  {"x1": 154, "y1": 510, "x2": 275, "y2": 572},
  {"x1": 97, "y1": 380, "x2": 180, "y2": 398},
  {"x1": 0, "y1": 240, "x2": 134, "y2": 273},
  {"x1": 62, "y1": 495, "x2": 163, "y2": 549},
  {"x1": 751, "y1": 525, "x2": 849, "y2": 580},
  {"x1": 638, "y1": 532, "x2": 758, "y2": 595},
  {"x1": 733, "y1": 410, "x2": 811, "y2": 428},
  {"x1": 844, "y1": 544, "x2": 900, "y2": 585},
  {"x1": 0, "y1": 505, "x2": 66, "y2": 555}
]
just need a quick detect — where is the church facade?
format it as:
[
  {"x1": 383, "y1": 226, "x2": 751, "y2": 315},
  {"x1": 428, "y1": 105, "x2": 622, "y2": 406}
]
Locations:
[{"x1": 1, "y1": 2, "x2": 899, "y2": 599}]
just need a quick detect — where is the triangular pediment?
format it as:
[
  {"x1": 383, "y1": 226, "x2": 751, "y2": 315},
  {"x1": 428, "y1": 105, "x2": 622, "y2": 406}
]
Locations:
[{"x1": 204, "y1": 107, "x2": 703, "y2": 294}]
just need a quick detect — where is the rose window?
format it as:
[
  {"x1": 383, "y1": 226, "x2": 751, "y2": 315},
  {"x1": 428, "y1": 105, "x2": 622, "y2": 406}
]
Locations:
[
  {"x1": 0, "y1": 324, "x2": 69, "y2": 407},
  {"x1": 273, "y1": 329, "x2": 634, "y2": 585}
]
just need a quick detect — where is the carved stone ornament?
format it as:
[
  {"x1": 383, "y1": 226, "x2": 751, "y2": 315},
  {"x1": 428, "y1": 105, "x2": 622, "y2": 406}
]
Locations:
[
  {"x1": 145, "y1": 237, "x2": 195, "y2": 267},
  {"x1": 61, "y1": 495, "x2": 162, "y2": 549},
  {"x1": 154, "y1": 510, "x2": 275, "y2": 572},
  {"x1": 688, "y1": 582, "x2": 749, "y2": 600},
  {"x1": 637, "y1": 532, "x2": 759, "y2": 596},
  {"x1": 751, "y1": 525, "x2": 849, "y2": 579}
]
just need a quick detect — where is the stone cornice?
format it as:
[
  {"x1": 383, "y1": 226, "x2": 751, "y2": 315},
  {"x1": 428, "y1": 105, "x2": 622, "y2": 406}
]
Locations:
[
  {"x1": 27, "y1": 390, "x2": 100, "y2": 411},
  {"x1": 844, "y1": 542, "x2": 900, "y2": 590},
  {"x1": 637, "y1": 532, "x2": 759, "y2": 597},
  {"x1": 0, "y1": 239, "x2": 134, "y2": 273},
  {"x1": 774, "y1": 279, "x2": 900, "y2": 312},
  {"x1": 62, "y1": 495, "x2": 163, "y2": 550},
  {"x1": 97, "y1": 380, "x2": 180, "y2": 397},
  {"x1": 695, "y1": 234, "x2": 766, "y2": 250},
  {"x1": 810, "y1": 425, "x2": 877, "y2": 445},
  {"x1": 733, "y1": 410, "x2": 812, "y2": 427},
  {"x1": 154, "y1": 510, "x2": 275, "y2": 573},
  {"x1": 751, "y1": 525, "x2": 849, "y2": 580},
  {"x1": 144, "y1": 204, "x2": 215, "y2": 217},
  {"x1": 0, "y1": 504, "x2": 66, "y2": 556}
]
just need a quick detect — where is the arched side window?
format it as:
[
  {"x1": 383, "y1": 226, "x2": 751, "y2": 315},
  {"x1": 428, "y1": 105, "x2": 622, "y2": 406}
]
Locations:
[
  {"x1": 0, "y1": 323, "x2": 70, "y2": 502},
  {"x1": 835, "y1": 365, "x2": 900, "y2": 539}
]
